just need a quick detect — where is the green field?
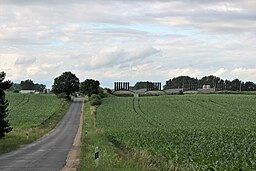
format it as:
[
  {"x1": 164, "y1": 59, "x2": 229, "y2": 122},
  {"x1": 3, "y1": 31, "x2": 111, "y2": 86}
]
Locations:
[
  {"x1": 0, "y1": 93, "x2": 68, "y2": 154},
  {"x1": 6, "y1": 93, "x2": 63, "y2": 127},
  {"x1": 96, "y1": 94, "x2": 256, "y2": 170}
]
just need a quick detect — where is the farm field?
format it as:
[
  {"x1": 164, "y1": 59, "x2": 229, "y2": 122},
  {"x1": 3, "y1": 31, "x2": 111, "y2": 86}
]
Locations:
[
  {"x1": 0, "y1": 93, "x2": 68, "y2": 154},
  {"x1": 96, "y1": 94, "x2": 256, "y2": 170},
  {"x1": 6, "y1": 93, "x2": 63, "y2": 127}
]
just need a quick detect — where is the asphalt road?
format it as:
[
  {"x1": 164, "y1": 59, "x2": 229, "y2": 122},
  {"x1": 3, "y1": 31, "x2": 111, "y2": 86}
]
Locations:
[{"x1": 0, "y1": 98, "x2": 84, "y2": 171}]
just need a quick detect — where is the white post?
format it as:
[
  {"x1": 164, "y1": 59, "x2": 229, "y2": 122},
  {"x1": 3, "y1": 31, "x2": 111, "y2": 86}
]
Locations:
[
  {"x1": 95, "y1": 146, "x2": 99, "y2": 167},
  {"x1": 26, "y1": 132, "x2": 29, "y2": 141}
]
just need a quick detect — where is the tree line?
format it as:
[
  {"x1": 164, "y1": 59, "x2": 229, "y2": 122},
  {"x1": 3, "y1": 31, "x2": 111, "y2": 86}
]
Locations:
[
  {"x1": 128, "y1": 75, "x2": 256, "y2": 91},
  {"x1": 52, "y1": 71, "x2": 101, "y2": 100},
  {"x1": 163, "y1": 75, "x2": 256, "y2": 91},
  {"x1": 8, "y1": 80, "x2": 46, "y2": 92}
]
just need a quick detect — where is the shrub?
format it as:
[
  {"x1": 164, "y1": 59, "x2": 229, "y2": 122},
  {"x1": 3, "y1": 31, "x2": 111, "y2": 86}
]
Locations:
[
  {"x1": 57, "y1": 93, "x2": 67, "y2": 99},
  {"x1": 90, "y1": 98, "x2": 102, "y2": 106},
  {"x1": 13, "y1": 90, "x2": 19, "y2": 93},
  {"x1": 98, "y1": 88, "x2": 106, "y2": 98},
  {"x1": 178, "y1": 90, "x2": 184, "y2": 95},
  {"x1": 105, "y1": 88, "x2": 113, "y2": 94},
  {"x1": 90, "y1": 94, "x2": 101, "y2": 100},
  {"x1": 90, "y1": 94, "x2": 102, "y2": 106}
]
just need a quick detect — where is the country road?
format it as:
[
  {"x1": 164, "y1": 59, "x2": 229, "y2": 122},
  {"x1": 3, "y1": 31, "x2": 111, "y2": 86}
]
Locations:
[{"x1": 0, "y1": 98, "x2": 84, "y2": 171}]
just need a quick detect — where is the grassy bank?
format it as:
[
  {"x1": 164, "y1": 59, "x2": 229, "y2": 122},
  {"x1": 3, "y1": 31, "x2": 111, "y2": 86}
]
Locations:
[
  {"x1": 0, "y1": 93, "x2": 70, "y2": 154},
  {"x1": 79, "y1": 101, "x2": 140, "y2": 171}
]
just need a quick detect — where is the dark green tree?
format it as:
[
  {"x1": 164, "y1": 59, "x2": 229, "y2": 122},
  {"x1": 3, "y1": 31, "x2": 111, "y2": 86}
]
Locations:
[
  {"x1": 80, "y1": 79, "x2": 100, "y2": 97},
  {"x1": 243, "y1": 81, "x2": 256, "y2": 91},
  {"x1": 20, "y1": 79, "x2": 35, "y2": 90},
  {"x1": 230, "y1": 79, "x2": 242, "y2": 91},
  {"x1": 199, "y1": 75, "x2": 221, "y2": 88},
  {"x1": 7, "y1": 83, "x2": 21, "y2": 92},
  {"x1": 15, "y1": 80, "x2": 46, "y2": 92},
  {"x1": 164, "y1": 76, "x2": 198, "y2": 89},
  {"x1": 52, "y1": 71, "x2": 79, "y2": 100},
  {"x1": 0, "y1": 72, "x2": 13, "y2": 138},
  {"x1": 131, "y1": 81, "x2": 148, "y2": 90},
  {"x1": 34, "y1": 84, "x2": 46, "y2": 92}
]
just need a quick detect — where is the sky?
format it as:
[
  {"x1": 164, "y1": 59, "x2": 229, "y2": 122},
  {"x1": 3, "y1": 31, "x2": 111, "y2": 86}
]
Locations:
[{"x1": 0, "y1": 0, "x2": 256, "y2": 88}]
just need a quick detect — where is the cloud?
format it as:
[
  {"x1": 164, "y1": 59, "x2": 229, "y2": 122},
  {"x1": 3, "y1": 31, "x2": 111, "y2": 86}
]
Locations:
[
  {"x1": 166, "y1": 68, "x2": 202, "y2": 78},
  {"x1": 15, "y1": 57, "x2": 37, "y2": 65},
  {"x1": 1, "y1": 0, "x2": 256, "y2": 88},
  {"x1": 231, "y1": 68, "x2": 256, "y2": 81},
  {"x1": 89, "y1": 45, "x2": 160, "y2": 68},
  {"x1": 212, "y1": 68, "x2": 227, "y2": 77}
]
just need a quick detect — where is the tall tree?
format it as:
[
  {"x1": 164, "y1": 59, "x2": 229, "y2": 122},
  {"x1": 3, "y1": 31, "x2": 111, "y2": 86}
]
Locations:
[
  {"x1": 0, "y1": 72, "x2": 13, "y2": 138},
  {"x1": 52, "y1": 71, "x2": 79, "y2": 99},
  {"x1": 34, "y1": 84, "x2": 46, "y2": 92},
  {"x1": 243, "y1": 81, "x2": 256, "y2": 91},
  {"x1": 231, "y1": 79, "x2": 242, "y2": 91},
  {"x1": 80, "y1": 79, "x2": 100, "y2": 97},
  {"x1": 164, "y1": 76, "x2": 198, "y2": 89},
  {"x1": 20, "y1": 79, "x2": 35, "y2": 90},
  {"x1": 131, "y1": 81, "x2": 148, "y2": 90},
  {"x1": 7, "y1": 83, "x2": 21, "y2": 91}
]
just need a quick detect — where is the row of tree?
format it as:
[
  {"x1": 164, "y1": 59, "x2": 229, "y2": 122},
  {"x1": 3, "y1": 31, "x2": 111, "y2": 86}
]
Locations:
[
  {"x1": 130, "y1": 81, "x2": 161, "y2": 91},
  {"x1": 163, "y1": 75, "x2": 256, "y2": 91},
  {"x1": 8, "y1": 80, "x2": 46, "y2": 92},
  {"x1": 52, "y1": 71, "x2": 100, "y2": 99},
  {"x1": 129, "y1": 76, "x2": 256, "y2": 91}
]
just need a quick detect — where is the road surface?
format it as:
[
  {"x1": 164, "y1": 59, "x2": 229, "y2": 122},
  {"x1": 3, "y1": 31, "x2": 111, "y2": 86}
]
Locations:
[{"x1": 0, "y1": 98, "x2": 84, "y2": 171}]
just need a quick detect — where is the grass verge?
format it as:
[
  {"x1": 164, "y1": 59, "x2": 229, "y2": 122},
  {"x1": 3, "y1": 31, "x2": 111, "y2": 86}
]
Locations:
[
  {"x1": 79, "y1": 101, "x2": 141, "y2": 171},
  {"x1": 0, "y1": 99, "x2": 71, "y2": 154}
]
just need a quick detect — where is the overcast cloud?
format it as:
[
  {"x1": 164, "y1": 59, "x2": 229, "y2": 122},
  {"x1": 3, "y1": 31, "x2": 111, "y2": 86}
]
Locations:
[{"x1": 0, "y1": 0, "x2": 256, "y2": 88}]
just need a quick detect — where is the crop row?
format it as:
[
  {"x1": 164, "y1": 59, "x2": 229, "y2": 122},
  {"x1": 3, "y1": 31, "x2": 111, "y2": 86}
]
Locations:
[
  {"x1": 6, "y1": 93, "x2": 63, "y2": 127},
  {"x1": 96, "y1": 95, "x2": 256, "y2": 170}
]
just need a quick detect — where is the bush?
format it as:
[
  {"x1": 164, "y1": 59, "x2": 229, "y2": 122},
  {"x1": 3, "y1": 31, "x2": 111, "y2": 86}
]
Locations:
[
  {"x1": 98, "y1": 88, "x2": 106, "y2": 98},
  {"x1": 90, "y1": 94, "x2": 101, "y2": 100},
  {"x1": 57, "y1": 93, "x2": 67, "y2": 99},
  {"x1": 13, "y1": 90, "x2": 19, "y2": 93},
  {"x1": 90, "y1": 94, "x2": 102, "y2": 106},
  {"x1": 178, "y1": 90, "x2": 184, "y2": 95},
  {"x1": 105, "y1": 88, "x2": 113, "y2": 94},
  {"x1": 90, "y1": 98, "x2": 102, "y2": 106}
]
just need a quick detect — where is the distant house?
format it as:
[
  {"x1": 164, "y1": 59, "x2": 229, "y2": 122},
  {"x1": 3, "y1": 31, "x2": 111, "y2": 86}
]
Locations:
[
  {"x1": 19, "y1": 90, "x2": 36, "y2": 94},
  {"x1": 202, "y1": 85, "x2": 211, "y2": 89}
]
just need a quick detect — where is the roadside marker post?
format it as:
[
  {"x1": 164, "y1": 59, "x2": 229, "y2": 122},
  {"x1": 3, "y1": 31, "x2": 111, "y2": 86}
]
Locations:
[
  {"x1": 95, "y1": 146, "x2": 99, "y2": 167},
  {"x1": 26, "y1": 132, "x2": 29, "y2": 141}
]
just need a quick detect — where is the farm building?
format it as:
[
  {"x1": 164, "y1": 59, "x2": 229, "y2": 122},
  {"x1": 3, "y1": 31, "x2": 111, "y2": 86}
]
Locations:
[
  {"x1": 19, "y1": 90, "x2": 36, "y2": 94},
  {"x1": 202, "y1": 85, "x2": 211, "y2": 89}
]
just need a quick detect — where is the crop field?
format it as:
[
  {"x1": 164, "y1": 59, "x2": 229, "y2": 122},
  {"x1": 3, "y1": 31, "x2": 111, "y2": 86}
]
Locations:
[
  {"x1": 0, "y1": 93, "x2": 66, "y2": 154},
  {"x1": 6, "y1": 93, "x2": 63, "y2": 127},
  {"x1": 96, "y1": 94, "x2": 256, "y2": 170}
]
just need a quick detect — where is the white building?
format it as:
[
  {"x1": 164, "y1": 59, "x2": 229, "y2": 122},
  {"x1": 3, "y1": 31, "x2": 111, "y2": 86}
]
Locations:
[{"x1": 19, "y1": 90, "x2": 36, "y2": 94}]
